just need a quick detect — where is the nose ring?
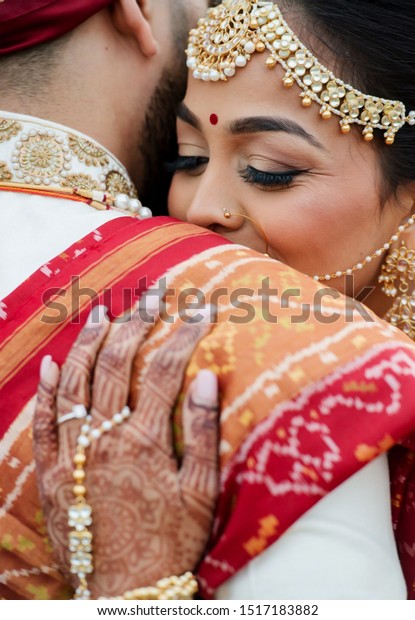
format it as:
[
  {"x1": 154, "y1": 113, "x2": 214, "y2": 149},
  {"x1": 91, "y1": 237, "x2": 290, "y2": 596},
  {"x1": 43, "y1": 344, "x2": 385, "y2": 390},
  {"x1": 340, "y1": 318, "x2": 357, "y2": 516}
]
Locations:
[{"x1": 222, "y1": 208, "x2": 270, "y2": 257}]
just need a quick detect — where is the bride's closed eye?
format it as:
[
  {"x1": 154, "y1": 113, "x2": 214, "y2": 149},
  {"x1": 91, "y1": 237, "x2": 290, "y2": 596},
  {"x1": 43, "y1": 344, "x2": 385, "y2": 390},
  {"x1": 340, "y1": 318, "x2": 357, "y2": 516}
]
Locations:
[
  {"x1": 240, "y1": 166, "x2": 308, "y2": 191},
  {"x1": 165, "y1": 156, "x2": 209, "y2": 176},
  {"x1": 166, "y1": 155, "x2": 309, "y2": 190}
]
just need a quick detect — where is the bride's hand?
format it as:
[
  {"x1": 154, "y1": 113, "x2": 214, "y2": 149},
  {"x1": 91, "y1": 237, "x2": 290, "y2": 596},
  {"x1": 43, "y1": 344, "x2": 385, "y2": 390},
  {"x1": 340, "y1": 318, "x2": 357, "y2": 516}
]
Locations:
[{"x1": 33, "y1": 305, "x2": 219, "y2": 599}]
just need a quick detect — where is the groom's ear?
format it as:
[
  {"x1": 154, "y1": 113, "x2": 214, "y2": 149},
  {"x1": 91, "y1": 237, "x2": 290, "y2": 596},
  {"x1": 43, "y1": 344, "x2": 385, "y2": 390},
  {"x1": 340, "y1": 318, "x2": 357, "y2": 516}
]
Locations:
[{"x1": 112, "y1": 0, "x2": 159, "y2": 57}]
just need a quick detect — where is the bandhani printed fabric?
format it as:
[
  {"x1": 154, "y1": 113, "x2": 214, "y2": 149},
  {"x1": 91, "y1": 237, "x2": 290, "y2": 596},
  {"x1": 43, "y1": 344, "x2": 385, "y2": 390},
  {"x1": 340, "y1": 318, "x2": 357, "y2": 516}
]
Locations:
[
  {"x1": 0, "y1": 215, "x2": 227, "y2": 599},
  {"x1": 132, "y1": 244, "x2": 415, "y2": 599},
  {"x1": 1, "y1": 214, "x2": 415, "y2": 599}
]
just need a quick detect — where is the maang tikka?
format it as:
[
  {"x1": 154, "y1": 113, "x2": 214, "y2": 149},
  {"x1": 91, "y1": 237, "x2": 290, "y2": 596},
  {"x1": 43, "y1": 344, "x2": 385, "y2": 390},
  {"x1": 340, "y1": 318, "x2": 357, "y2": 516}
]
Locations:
[{"x1": 187, "y1": 0, "x2": 415, "y2": 144}]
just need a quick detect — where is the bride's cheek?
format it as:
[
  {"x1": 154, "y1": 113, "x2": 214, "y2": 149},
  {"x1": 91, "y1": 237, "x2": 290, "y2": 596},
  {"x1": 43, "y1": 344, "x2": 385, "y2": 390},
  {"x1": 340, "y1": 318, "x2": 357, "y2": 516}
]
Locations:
[{"x1": 168, "y1": 177, "x2": 188, "y2": 220}]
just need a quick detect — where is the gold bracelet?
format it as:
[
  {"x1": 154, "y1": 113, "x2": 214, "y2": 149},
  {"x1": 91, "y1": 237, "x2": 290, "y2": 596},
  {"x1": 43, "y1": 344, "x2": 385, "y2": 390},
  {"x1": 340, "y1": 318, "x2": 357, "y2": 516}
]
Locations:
[
  {"x1": 67, "y1": 405, "x2": 197, "y2": 600},
  {"x1": 99, "y1": 572, "x2": 198, "y2": 600}
]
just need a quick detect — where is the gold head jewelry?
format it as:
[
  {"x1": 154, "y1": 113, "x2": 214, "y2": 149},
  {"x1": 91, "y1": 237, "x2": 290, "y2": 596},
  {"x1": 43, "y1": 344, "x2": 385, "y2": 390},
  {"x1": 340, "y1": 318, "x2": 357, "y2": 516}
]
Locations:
[
  {"x1": 187, "y1": 0, "x2": 415, "y2": 144},
  {"x1": 223, "y1": 208, "x2": 270, "y2": 255}
]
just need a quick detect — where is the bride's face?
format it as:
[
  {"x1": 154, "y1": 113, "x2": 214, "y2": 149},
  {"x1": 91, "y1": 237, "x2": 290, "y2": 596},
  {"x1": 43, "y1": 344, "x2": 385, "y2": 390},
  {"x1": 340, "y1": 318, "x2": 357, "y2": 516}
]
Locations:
[{"x1": 168, "y1": 55, "x2": 413, "y2": 295}]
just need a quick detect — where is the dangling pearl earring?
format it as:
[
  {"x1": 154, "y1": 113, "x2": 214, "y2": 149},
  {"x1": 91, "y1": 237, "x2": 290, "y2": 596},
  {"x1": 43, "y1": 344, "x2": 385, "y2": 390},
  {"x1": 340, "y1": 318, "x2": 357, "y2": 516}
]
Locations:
[{"x1": 379, "y1": 241, "x2": 415, "y2": 339}]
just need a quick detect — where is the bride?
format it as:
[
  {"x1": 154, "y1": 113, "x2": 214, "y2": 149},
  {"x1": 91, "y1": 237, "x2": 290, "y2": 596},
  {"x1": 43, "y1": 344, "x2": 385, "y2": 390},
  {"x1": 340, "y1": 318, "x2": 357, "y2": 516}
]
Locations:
[{"x1": 168, "y1": 0, "x2": 415, "y2": 339}]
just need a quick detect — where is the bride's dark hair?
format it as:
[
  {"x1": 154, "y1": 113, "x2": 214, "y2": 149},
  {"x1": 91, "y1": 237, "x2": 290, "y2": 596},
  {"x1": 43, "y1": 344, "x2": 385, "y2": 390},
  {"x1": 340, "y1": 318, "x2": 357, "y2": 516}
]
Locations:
[{"x1": 284, "y1": 0, "x2": 415, "y2": 195}]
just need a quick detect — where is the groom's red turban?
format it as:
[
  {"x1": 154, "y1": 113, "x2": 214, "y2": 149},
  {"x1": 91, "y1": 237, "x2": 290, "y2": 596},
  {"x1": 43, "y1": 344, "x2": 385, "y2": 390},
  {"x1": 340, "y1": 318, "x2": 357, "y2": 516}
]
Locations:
[{"x1": 0, "y1": 0, "x2": 114, "y2": 55}]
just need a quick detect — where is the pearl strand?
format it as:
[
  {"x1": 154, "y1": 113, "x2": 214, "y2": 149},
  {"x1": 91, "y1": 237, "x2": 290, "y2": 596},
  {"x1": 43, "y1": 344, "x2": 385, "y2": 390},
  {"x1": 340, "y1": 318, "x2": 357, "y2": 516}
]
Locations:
[
  {"x1": 76, "y1": 189, "x2": 153, "y2": 219},
  {"x1": 113, "y1": 193, "x2": 153, "y2": 219},
  {"x1": 100, "y1": 572, "x2": 198, "y2": 601},
  {"x1": 69, "y1": 405, "x2": 132, "y2": 600},
  {"x1": 313, "y1": 216, "x2": 415, "y2": 282}
]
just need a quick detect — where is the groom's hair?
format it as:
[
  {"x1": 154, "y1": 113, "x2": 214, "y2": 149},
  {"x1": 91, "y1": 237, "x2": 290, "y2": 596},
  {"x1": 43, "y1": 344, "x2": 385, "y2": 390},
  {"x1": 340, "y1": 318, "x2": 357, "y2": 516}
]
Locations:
[{"x1": 0, "y1": 32, "x2": 73, "y2": 100}]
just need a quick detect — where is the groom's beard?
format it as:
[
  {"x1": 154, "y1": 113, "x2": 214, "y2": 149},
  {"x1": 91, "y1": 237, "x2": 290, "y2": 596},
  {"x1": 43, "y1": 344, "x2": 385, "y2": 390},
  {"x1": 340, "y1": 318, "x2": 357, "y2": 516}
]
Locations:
[
  {"x1": 138, "y1": 64, "x2": 188, "y2": 214},
  {"x1": 137, "y1": 0, "x2": 193, "y2": 214}
]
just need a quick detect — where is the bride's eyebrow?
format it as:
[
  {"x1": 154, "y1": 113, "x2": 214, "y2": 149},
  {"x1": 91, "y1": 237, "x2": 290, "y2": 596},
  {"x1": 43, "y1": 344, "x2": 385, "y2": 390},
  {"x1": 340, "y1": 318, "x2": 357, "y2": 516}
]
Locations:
[
  {"x1": 230, "y1": 116, "x2": 325, "y2": 150},
  {"x1": 177, "y1": 103, "x2": 201, "y2": 131},
  {"x1": 177, "y1": 103, "x2": 325, "y2": 151}
]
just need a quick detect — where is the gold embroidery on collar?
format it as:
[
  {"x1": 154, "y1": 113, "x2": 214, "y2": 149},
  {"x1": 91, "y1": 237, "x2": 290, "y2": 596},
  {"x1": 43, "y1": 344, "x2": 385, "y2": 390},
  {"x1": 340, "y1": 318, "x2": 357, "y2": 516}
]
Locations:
[
  {"x1": 105, "y1": 170, "x2": 131, "y2": 196},
  {"x1": 0, "y1": 114, "x2": 137, "y2": 199},
  {"x1": 0, "y1": 119, "x2": 22, "y2": 143},
  {"x1": 69, "y1": 135, "x2": 110, "y2": 167},
  {"x1": 14, "y1": 133, "x2": 67, "y2": 184},
  {"x1": 0, "y1": 162, "x2": 12, "y2": 182},
  {"x1": 62, "y1": 173, "x2": 101, "y2": 191}
]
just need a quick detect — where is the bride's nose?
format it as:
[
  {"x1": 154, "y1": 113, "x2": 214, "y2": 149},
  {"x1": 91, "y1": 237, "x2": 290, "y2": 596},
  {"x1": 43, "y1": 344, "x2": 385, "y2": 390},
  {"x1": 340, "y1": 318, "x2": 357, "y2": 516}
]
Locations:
[{"x1": 186, "y1": 174, "x2": 243, "y2": 232}]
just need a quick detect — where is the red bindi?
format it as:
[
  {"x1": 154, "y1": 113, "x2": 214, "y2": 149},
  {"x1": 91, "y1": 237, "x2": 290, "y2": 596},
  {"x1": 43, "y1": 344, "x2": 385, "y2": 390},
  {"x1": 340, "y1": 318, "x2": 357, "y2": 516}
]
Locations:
[{"x1": 210, "y1": 113, "x2": 219, "y2": 126}]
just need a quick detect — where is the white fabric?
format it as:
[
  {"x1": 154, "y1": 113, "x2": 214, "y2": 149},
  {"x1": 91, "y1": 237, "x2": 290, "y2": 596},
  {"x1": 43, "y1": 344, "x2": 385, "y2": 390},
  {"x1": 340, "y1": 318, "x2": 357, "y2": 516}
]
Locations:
[
  {"x1": 216, "y1": 455, "x2": 406, "y2": 600},
  {"x1": 0, "y1": 110, "x2": 131, "y2": 300},
  {"x1": 0, "y1": 191, "x2": 123, "y2": 299},
  {"x1": 0, "y1": 111, "x2": 407, "y2": 600}
]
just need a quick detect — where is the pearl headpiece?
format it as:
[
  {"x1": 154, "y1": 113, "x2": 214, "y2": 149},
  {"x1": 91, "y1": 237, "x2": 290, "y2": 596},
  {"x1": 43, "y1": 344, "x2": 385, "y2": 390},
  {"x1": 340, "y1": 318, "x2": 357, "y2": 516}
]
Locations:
[{"x1": 186, "y1": 0, "x2": 415, "y2": 144}]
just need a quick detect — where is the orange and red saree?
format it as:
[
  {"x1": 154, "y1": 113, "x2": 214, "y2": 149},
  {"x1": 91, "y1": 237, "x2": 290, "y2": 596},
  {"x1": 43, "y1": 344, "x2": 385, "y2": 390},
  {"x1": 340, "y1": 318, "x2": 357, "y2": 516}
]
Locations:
[
  {"x1": 0, "y1": 216, "x2": 227, "y2": 599},
  {"x1": 1, "y1": 214, "x2": 415, "y2": 599}
]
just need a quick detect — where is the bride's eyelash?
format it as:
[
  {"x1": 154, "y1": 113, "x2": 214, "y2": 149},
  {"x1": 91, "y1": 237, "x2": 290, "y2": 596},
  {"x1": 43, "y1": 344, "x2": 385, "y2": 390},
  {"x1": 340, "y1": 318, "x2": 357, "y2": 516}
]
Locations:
[
  {"x1": 240, "y1": 166, "x2": 305, "y2": 189},
  {"x1": 165, "y1": 158, "x2": 306, "y2": 190},
  {"x1": 165, "y1": 156, "x2": 209, "y2": 174}
]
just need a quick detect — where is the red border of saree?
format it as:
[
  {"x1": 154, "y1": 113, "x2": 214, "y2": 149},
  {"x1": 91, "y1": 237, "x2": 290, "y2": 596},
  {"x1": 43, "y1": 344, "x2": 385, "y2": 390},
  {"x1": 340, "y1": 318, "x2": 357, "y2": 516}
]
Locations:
[{"x1": 0, "y1": 216, "x2": 228, "y2": 438}]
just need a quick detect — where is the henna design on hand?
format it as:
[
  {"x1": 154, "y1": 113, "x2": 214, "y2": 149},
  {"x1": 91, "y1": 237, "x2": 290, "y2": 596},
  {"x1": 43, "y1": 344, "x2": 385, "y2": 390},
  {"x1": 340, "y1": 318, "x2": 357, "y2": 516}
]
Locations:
[{"x1": 33, "y1": 308, "x2": 220, "y2": 598}]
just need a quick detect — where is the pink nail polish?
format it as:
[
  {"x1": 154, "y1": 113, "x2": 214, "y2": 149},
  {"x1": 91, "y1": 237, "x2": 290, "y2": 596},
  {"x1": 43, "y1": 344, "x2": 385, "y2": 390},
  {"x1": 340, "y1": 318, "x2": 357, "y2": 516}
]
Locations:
[
  {"x1": 195, "y1": 369, "x2": 218, "y2": 402},
  {"x1": 40, "y1": 355, "x2": 52, "y2": 380},
  {"x1": 194, "y1": 304, "x2": 217, "y2": 324}
]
